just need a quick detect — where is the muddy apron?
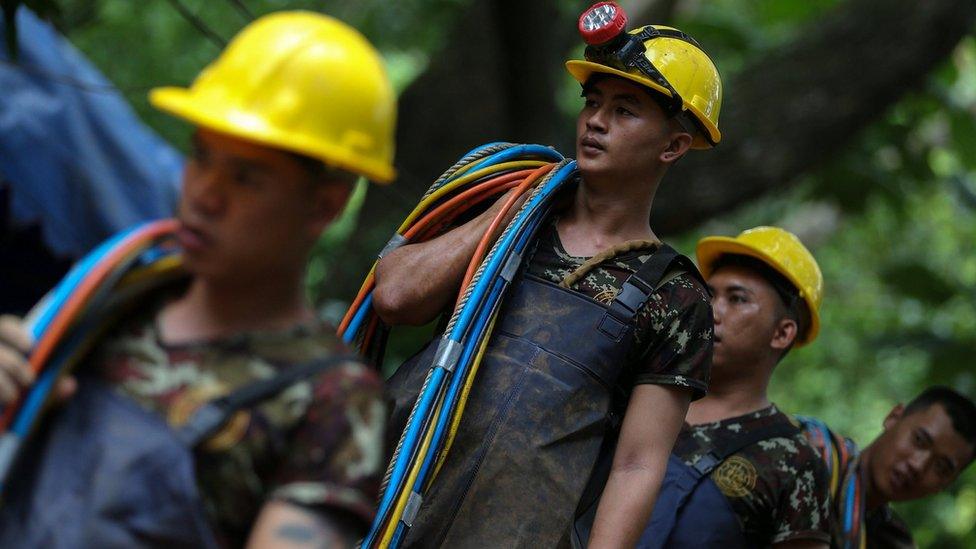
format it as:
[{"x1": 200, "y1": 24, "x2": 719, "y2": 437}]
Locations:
[{"x1": 387, "y1": 245, "x2": 698, "y2": 548}]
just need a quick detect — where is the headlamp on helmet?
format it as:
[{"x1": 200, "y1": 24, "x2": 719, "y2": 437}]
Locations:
[{"x1": 577, "y1": 2, "x2": 704, "y2": 116}]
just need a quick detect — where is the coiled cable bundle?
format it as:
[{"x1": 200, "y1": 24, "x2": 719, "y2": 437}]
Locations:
[
  {"x1": 338, "y1": 143, "x2": 578, "y2": 548},
  {"x1": 0, "y1": 219, "x2": 182, "y2": 494}
]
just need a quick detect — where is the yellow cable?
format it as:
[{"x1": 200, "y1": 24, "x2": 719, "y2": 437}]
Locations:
[
  {"x1": 379, "y1": 312, "x2": 497, "y2": 543},
  {"x1": 397, "y1": 160, "x2": 547, "y2": 232},
  {"x1": 431, "y1": 311, "x2": 498, "y2": 482},
  {"x1": 379, "y1": 394, "x2": 444, "y2": 547},
  {"x1": 116, "y1": 254, "x2": 184, "y2": 288}
]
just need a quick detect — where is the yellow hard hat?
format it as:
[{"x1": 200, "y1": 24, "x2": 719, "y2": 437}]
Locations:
[
  {"x1": 150, "y1": 11, "x2": 396, "y2": 183},
  {"x1": 566, "y1": 25, "x2": 722, "y2": 149},
  {"x1": 696, "y1": 226, "x2": 823, "y2": 346}
]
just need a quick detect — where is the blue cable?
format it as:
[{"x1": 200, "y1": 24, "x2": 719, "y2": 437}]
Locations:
[
  {"x1": 375, "y1": 162, "x2": 576, "y2": 541},
  {"x1": 29, "y1": 222, "x2": 154, "y2": 339},
  {"x1": 448, "y1": 162, "x2": 576, "y2": 341},
  {"x1": 406, "y1": 198, "x2": 555, "y2": 498},
  {"x1": 387, "y1": 164, "x2": 575, "y2": 541},
  {"x1": 13, "y1": 240, "x2": 169, "y2": 437},
  {"x1": 363, "y1": 364, "x2": 450, "y2": 547},
  {"x1": 343, "y1": 293, "x2": 374, "y2": 345},
  {"x1": 447, "y1": 145, "x2": 563, "y2": 185},
  {"x1": 362, "y1": 152, "x2": 575, "y2": 548}
]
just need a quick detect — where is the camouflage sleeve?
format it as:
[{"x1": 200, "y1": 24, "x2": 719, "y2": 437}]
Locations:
[
  {"x1": 630, "y1": 273, "x2": 712, "y2": 400},
  {"x1": 770, "y1": 442, "x2": 833, "y2": 544},
  {"x1": 268, "y1": 360, "x2": 386, "y2": 527}
]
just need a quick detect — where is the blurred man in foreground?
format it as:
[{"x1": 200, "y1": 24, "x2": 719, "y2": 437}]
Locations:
[{"x1": 0, "y1": 10, "x2": 395, "y2": 547}]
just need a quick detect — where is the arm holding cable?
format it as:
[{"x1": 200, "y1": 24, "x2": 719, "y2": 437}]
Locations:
[
  {"x1": 0, "y1": 315, "x2": 77, "y2": 406},
  {"x1": 588, "y1": 384, "x2": 690, "y2": 549},
  {"x1": 373, "y1": 190, "x2": 524, "y2": 326}
]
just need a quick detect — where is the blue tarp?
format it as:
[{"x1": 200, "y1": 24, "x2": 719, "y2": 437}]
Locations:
[{"x1": 0, "y1": 7, "x2": 183, "y2": 259}]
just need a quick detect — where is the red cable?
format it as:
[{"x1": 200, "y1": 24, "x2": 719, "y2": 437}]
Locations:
[
  {"x1": 0, "y1": 219, "x2": 179, "y2": 431},
  {"x1": 457, "y1": 164, "x2": 554, "y2": 301}
]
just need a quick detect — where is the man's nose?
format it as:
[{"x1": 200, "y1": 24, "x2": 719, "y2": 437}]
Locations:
[
  {"x1": 184, "y1": 168, "x2": 226, "y2": 216},
  {"x1": 905, "y1": 451, "x2": 929, "y2": 480},
  {"x1": 585, "y1": 107, "x2": 608, "y2": 133}
]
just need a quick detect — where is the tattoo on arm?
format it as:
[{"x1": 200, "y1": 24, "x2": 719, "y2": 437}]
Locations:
[{"x1": 272, "y1": 512, "x2": 358, "y2": 548}]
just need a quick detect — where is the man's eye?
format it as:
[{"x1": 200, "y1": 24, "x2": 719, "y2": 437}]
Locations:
[
  {"x1": 192, "y1": 146, "x2": 210, "y2": 164},
  {"x1": 617, "y1": 107, "x2": 635, "y2": 116},
  {"x1": 232, "y1": 169, "x2": 257, "y2": 186}
]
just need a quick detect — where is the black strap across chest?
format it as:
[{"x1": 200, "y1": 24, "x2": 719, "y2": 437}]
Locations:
[
  {"x1": 176, "y1": 353, "x2": 360, "y2": 448},
  {"x1": 689, "y1": 420, "x2": 800, "y2": 478}
]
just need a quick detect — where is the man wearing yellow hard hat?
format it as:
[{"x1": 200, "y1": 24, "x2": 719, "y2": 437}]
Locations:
[
  {"x1": 374, "y1": 2, "x2": 720, "y2": 547},
  {"x1": 635, "y1": 226, "x2": 832, "y2": 547},
  {"x1": 0, "y1": 11, "x2": 394, "y2": 547}
]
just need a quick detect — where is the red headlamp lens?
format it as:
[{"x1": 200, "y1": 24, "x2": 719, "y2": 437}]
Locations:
[{"x1": 578, "y1": 2, "x2": 628, "y2": 46}]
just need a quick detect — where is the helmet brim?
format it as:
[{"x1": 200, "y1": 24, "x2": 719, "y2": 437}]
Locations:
[
  {"x1": 696, "y1": 236, "x2": 820, "y2": 345},
  {"x1": 565, "y1": 60, "x2": 721, "y2": 150},
  {"x1": 149, "y1": 86, "x2": 396, "y2": 184}
]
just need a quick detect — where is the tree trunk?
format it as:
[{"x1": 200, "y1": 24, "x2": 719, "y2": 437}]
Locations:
[{"x1": 332, "y1": 0, "x2": 976, "y2": 297}]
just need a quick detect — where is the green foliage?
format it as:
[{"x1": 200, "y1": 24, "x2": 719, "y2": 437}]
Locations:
[{"x1": 691, "y1": 33, "x2": 976, "y2": 547}]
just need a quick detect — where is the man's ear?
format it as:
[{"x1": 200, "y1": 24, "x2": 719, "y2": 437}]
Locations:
[
  {"x1": 660, "y1": 131, "x2": 693, "y2": 164},
  {"x1": 883, "y1": 403, "x2": 906, "y2": 431},
  {"x1": 770, "y1": 317, "x2": 798, "y2": 352},
  {"x1": 307, "y1": 179, "x2": 354, "y2": 238}
]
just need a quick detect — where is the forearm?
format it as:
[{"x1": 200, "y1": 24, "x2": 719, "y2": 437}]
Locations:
[
  {"x1": 588, "y1": 385, "x2": 690, "y2": 549},
  {"x1": 588, "y1": 464, "x2": 667, "y2": 548},
  {"x1": 372, "y1": 203, "x2": 500, "y2": 326}
]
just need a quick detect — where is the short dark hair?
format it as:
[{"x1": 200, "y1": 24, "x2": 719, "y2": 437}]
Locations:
[
  {"x1": 904, "y1": 386, "x2": 976, "y2": 459},
  {"x1": 711, "y1": 254, "x2": 808, "y2": 340},
  {"x1": 288, "y1": 151, "x2": 358, "y2": 186}
]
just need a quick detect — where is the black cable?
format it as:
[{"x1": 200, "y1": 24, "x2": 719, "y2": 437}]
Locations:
[
  {"x1": 164, "y1": 0, "x2": 226, "y2": 48},
  {"x1": 225, "y1": 0, "x2": 254, "y2": 22}
]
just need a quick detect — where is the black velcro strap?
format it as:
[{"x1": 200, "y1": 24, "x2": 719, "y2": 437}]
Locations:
[
  {"x1": 605, "y1": 245, "x2": 677, "y2": 317},
  {"x1": 690, "y1": 420, "x2": 800, "y2": 477},
  {"x1": 176, "y1": 353, "x2": 360, "y2": 448}
]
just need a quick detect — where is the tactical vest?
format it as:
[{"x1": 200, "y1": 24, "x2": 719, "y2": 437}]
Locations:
[{"x1": 386, "y1": 244, "x2": 702, "y2": 548}]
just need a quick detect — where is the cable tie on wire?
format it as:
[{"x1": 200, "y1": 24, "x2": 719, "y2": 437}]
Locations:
[
  {"x1": 402, "y1": 491, "x2": 423, "y2": 527},
  {"x1": 433, "y1": 338, "x2": 463, "y2": 372},
  {"x1": 378, "y1": 234, "x2": 409, "y2": 259},
  {"x1": 500, "y1": 251, "x2": 522, "y2": 282}
]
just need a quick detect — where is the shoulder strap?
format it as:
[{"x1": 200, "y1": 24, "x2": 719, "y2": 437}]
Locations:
[
  {"x1": 598, "y1": 244, "x2": 705, "y2": 341},
  {"x1": 690, "y1": 420, "x2": 800, "y2": 478},
  {"x1": 176, "y1": 353, "x2": 360, "y2": 448},
  {"x1": 797, "y1": 416, "x2": 854, "y2": 500}
]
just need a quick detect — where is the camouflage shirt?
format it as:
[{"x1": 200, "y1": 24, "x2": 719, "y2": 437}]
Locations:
[
  {"x1": 88, "y1": 290, "x2": 385, "y2": 546},
  {"x1": 525, "y1": 219, "x2": 711, "y2": 399},
  {"x1": 864, "y1": 505, "x2": 915, "y2": 549},
  {"x1": 674, "y1": 405, "x2": 832, "y2": 545}
]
